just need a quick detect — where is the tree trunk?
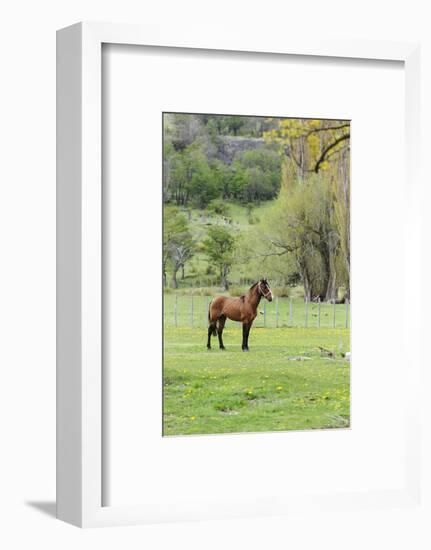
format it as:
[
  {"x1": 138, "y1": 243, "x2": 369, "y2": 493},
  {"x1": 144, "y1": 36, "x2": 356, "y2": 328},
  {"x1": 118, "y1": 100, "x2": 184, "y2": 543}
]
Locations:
[
  {"x1": 322, "y1": 246, "x2": 338, "y2": 302},
  {"x1": 324, "y1": 267, "x2": 337, "y2": 302},
  {"x1": 221, "y1": 265, "x2": 229, "y2": 291},
  {"x1": 297, "y1": 257, "x2": 311, "y2": 301},
  {"x1": 302, "y1": 273, "x2": 311, "y2": 302},
  {"x1": 171, "y1": 269, "x2": 178, "y2": 289}
]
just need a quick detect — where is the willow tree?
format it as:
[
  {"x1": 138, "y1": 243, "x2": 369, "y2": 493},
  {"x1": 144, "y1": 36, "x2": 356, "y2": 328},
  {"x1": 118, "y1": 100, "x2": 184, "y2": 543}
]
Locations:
[
  {"x1": 263, "y1": 118, "x2": 350, "y2": 300},
  {"x1": 261, "y1": 176, "x2": 336, "y2": 300}
]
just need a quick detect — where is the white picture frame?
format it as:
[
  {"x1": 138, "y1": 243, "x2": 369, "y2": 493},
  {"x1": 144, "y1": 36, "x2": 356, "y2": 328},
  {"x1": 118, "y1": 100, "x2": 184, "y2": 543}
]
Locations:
[{"x1": 56, "y1": 21, "x2": 422, "y2": 528}]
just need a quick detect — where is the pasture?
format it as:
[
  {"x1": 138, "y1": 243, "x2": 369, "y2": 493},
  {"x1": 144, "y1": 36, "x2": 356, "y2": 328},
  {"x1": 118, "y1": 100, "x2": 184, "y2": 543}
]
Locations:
[{"x1": 163, "y1": 322, "x2": 350, "y2": 436}]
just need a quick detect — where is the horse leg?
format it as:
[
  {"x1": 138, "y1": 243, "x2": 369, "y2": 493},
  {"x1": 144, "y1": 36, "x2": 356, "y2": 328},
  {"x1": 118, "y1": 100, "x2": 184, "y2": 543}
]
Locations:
[
  {"x1": 217, "y1": 315, "x2": 226, "y2": 350},
  {"x1": 242, "y1": 322, "x2": 249, "y2": 351},
  {"x1": 207, "y1": 325, "x2": 213, "y2": 349},
  {"x1": 245, "y1": 321, "x2": 253, "y2": 351},
  {"x1": 207, "y1": 322, "x2": 218, "y2": 349},
  {"x1": 242, "y1": 321, "x2": 252, "y2": 351}
]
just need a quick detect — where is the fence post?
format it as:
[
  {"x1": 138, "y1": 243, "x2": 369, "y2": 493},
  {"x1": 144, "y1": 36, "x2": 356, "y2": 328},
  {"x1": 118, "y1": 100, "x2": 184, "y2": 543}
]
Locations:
[
  {"x1": 174, "y1": 295, "x2": 177, "y2": 327},
  {"x1": 263, "y1": 302, "x2": 266, "y2": 327},
  {"x1": 345, "y1": 298, "x2": 349, "y2": 328},
  {"x1": 317, "y1": 298, "x2": 321, "y2": 328},
  {"x1": 305, "y1": 298, "x2": 309, "y2": 328},
  {"x1": 275, "y1": 297, "x2": 279, "y2": 328},
  {"x1": 289, "y1": 298, "x2": 293, "y2": 326},
  {"x1": 191, "y1": 295, "x2": 194, "y2": 327},
  {"x1": 333, "y1": 299, "x2": 336, "y2": 328}
]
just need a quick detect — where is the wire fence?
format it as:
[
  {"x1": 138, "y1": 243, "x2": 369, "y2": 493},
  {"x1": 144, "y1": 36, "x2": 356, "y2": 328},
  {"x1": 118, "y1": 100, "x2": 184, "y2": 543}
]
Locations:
[{"x1": 163, "y1": 295, "x2": 350, "y2": 329}]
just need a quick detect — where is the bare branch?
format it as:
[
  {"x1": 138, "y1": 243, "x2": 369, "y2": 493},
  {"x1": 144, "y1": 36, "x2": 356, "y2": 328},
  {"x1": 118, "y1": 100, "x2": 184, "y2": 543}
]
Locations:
[
  {"x1": 256, "y1": 239, "x2": 299, "y2": 258},
  {"x1": 305, "y1": 123, "x2": 350, "y2": 137},
  {"x1": 314, "y1": 133, "x2": 350, "y2": 173}
]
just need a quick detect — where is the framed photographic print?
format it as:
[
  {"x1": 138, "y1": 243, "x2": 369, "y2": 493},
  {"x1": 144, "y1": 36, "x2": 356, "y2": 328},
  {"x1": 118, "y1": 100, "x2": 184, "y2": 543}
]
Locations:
[{"x1": 57, "y1": 22, "x2": 423, "y2": 528}]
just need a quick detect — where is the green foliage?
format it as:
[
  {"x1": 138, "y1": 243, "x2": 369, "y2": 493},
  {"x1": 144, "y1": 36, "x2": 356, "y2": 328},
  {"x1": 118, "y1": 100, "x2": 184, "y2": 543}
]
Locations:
[
  {"x1": 202, "y1": 226, "x2": 236, "y2": 261},
  {"x1": 163, "y1": 206, "x2": 195, "y2": 288},
  {"x1": 163, "y1": 114, "x2": 282, "y2": 207},
  {"x1": 261, "y1": 172, "x2": 346, "y2": 301},
  {"x1": 166, "y1": 145, "x2": 220, "y2": 208},
  {"x1": 233, "y1": 148, "x2": 282, "y2": 202},
  {"x1": 164, "y1": 113, "x2": 205, "y2": 151},
  {"x1": 207, "y1": 198, "x2": 230, "y2": 217},
  {"x1": 270, "y1": 286, "x2": 291, "y2": 297},
  {"x1": 201, "y1": 226, "x2": 236, "y2": 289},
  {"x1": 163, "y1": 206, "x2": 188, "y2": 250},
  {"x1": 263, "y1": 118, "x2": 350, "y2": 175}
]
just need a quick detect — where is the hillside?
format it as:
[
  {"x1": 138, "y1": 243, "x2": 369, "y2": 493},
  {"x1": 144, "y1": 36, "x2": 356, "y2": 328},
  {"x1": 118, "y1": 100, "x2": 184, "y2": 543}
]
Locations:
[
  {"x1": 217, "y1": 136, "x2": 266, "y2": 164},
  {"x1": 165, "y1": 200, "x2": 276, "y2": 289}
]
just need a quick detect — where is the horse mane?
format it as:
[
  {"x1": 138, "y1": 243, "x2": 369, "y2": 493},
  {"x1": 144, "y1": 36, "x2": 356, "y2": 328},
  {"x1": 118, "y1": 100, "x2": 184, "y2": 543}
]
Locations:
[
  {"x1": 239, "y1": 282, "x2": 259, "y2": 300},
  {"x1": 238, "y1": 282, "x2": 260, "y2": 302}
]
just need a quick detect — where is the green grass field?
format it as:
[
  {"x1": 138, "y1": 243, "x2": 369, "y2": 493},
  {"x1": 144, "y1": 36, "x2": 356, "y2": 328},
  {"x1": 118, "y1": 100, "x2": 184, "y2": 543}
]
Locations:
[{"x1": 163, "y1": 324, "x2": 350, "y2": 436}]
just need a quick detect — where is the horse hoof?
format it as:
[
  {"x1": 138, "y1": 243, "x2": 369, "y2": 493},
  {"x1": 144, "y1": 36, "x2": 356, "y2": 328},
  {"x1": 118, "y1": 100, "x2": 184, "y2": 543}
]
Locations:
[
  {"x1": 207, "y1": 346, "x2": 211, "y2": 350},
  {"x1": 242, "y1": 348, "x2": 249, "y2": 352},
  {"x1": 220, "y1": 346, "x2": 226, "y2": 350}
]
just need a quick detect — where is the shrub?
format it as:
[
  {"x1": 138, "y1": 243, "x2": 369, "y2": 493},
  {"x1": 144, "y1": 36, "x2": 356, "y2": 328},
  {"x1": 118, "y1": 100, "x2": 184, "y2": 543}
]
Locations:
[
  {"x1": 165, "y1": 287, "x2": 223, "y2": 297},
  {"x1": 271, "y1": 286, "x2": 290, "y2": 297},
  {"x1": 228, "y1": 286, "x2": 247, "y2": 297},
  {"x1": 289, "y1": 285, "x2": 305, "y2": 299},
  {"x1": 207, "y1": 199, "x2": 230, "y2": 217},
  {"x1": 248, "y1": 213, "x2": 260, "y2": 225}
]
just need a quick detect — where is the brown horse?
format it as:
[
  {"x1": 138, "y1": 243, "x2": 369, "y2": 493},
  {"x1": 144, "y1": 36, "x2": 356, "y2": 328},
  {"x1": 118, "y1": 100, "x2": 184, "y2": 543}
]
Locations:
[{"x1": 207, "y1": 279, "x2": 273, "y2": 351}]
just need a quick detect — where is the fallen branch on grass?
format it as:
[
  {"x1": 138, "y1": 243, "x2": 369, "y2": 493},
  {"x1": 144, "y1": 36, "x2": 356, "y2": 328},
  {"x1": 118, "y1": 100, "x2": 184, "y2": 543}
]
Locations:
[{"x1": 318, "y1": 346, "x2": 335, "y2": 358}]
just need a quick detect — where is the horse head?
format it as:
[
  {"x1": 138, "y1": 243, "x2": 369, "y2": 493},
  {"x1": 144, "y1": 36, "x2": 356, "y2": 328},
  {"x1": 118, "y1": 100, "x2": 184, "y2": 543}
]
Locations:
[{"x1": 258, "y1": 278, "x2": 273, "y2": 302}]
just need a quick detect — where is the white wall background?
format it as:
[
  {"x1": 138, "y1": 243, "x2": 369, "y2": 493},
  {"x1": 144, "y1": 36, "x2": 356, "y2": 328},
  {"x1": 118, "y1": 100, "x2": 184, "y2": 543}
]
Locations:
[{"x1": 1, "y1": 0, "x2": 430, "y2": 548}]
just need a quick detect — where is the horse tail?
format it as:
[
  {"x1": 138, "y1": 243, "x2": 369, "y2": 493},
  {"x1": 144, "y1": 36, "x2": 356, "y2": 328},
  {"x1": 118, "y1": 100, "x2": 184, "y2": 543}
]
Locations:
[{"x1": 208, "y1": 301, "x2": 217, "y2": 335}]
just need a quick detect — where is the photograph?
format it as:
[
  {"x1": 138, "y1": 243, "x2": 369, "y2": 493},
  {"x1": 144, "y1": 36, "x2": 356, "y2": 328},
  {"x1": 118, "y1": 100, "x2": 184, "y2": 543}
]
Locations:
[{"x1": 162, "y1": 112, "x2": 351, "y2": 436}]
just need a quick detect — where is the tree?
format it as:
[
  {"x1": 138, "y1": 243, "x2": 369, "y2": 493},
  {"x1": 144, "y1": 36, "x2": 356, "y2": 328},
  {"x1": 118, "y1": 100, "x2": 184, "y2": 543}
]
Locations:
[
  {"x1": 164, "y1": 113, "x2": 204, "y2": 151},
  {"x1": 187, "y1": 148, "x2": 220, "y2": 208},
  {"x1": 169, "y1": 237, "x2": 195, "y2": 288},
  {"x1": 234, "y1": 148, "x2": 282, "y2": 203},
  {"x1": 164, "y1": 145, "x2": 220, "y2": 208},
  {"x1": 332, "y1": 148, "x2": 350, "y2": 297},
  {"x1": 261, "y1": 175, "x2": 342, "y2": 301},
  {"x1": 262, "y1": 118, "x2": 350, "y2": 299},
  {"x1": 202, "y1": 226, "x2": 236, "y2": 290},
  {"x1": 163, "y1": 207, "x2": 195, "y2": 288}
]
